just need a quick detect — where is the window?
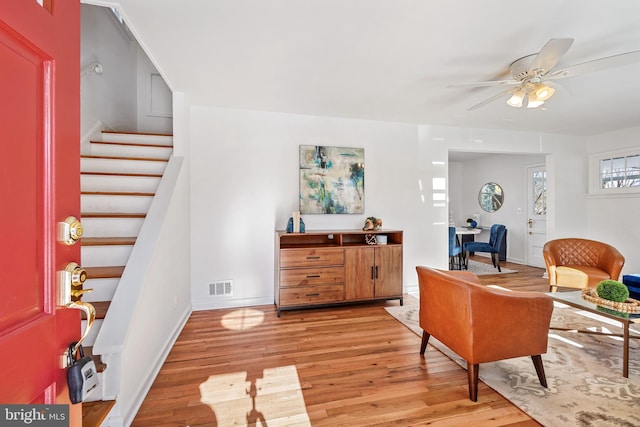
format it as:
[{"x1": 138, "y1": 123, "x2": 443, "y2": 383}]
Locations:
[
  {"x1": 599, "y1": 155, "x2": 640, "y2": 189},
  {"x1": 532, "y1": 170, "x2": 546, "y2": 215},
  {"x1": 590, "y1": 149, "x2": 640, "y2": 194}
]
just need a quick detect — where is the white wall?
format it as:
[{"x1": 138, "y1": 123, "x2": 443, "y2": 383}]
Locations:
[
  {"x1": 81, "y1": 4, "x2": 172, "y2": 138},
  {"x1": 81, "y1": 4, "x2": 138, "y2": 136},
  {"x1": 587, "y1": 126, "x2": 640, "y2": 274},
  {"x1": 189, "y1": 107, "x2": 423, "y2": 309}
]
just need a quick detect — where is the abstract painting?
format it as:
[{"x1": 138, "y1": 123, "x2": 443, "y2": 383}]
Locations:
[{"x1": 299, "y1": 145, "x2": 364, "y2": 214}]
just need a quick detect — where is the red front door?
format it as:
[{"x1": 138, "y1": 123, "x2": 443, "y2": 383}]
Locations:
[{"x1": 0, "y1": 0, "x2": 81, "y2": 423}]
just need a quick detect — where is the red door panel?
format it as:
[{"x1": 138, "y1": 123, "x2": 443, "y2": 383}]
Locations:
[{"x1": 0, "y1": 0, "x2": 81, "y2": 423}]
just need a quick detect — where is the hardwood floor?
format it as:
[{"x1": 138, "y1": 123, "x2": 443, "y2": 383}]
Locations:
[{"x1": 133, "y1": 257, "x2": 549, "y2": 427}]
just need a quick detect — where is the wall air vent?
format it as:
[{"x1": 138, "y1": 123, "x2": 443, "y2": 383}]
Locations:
[{"x1": 209, "y1": 280, "x2": 233, "y2": 296}]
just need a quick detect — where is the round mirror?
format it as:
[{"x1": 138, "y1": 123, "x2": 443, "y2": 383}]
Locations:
[{"x1": 478, "y1": 182, "x2": 504, "y2": 213}]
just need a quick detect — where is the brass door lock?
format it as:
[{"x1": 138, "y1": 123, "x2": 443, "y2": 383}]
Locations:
[{"x1": 57, "y1": 216, "x2": 84, "y2": 246}]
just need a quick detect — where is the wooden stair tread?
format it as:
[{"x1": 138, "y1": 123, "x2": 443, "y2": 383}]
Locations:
[
  {"x1": 82, "y1": 212, "x2": 146, "y2": 218},
  {"x1": 90, "y1": 140, "x2": 172, "y2": 149},
  {"x1": 82, "y1": 237, "x2": 136, "y2": 246},
  {"x1": 82, "y1": 191, "x2": 155, "y2": 196},
  {"x1": 82, "y1": 154, "x2": 169, "y2": 162},
  {"x1": 82, "y1": 400, "x2": 116, "y2": 427},
  {"x1": 82, "y1": 171, "x2": 163, "y2": 178},
  {"x1": 84, "y1": 346, "x2": 107, "y2": 372},
  {"x1": 85, "y1": 266, "x2": 124, "y2": 279},
  {"x1": 82, "y1": 301, "x2": 110, "y2": 320}
]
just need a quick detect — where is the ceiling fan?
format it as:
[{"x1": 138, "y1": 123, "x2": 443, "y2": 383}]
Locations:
[{"x1": 449, "y1": 38, "x2": 640, "y2": 111}]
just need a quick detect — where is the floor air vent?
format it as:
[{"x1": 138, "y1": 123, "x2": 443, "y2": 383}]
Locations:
[{"x1": 209, "y1": 280, "x2": 233, "y2": 296}]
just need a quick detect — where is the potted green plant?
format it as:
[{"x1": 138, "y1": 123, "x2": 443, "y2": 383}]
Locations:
[{"x1": 596, "y1": 280, "x2": 629, "y2": 302}]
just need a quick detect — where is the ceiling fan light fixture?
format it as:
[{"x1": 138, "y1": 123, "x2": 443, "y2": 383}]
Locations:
[
  {"x1": 526, "y1": 95, "x2": 545, "y2": 109},
  {"x1": 534, "y1": 84, "x2": 555, "y2": 101},
  {"x1": 506, "y1": 90, "x2": 525, "y2": 108}
]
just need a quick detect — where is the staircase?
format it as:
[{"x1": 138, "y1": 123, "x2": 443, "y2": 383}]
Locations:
[{"x1": 79, "y1": 130, "x2": 173, "y2": 425}]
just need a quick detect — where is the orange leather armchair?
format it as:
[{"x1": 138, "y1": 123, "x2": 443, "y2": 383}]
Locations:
[
  {"x1": 416, "y1": 266, "x2": 553, "y2": 401},
  {"x1": 543, "y1": 238, "x2": 625, "y2": 292}
]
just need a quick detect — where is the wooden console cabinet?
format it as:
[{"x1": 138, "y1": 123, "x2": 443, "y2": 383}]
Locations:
[{"x1": 275, "y1": 229, "x2": 403, "y2": 316}]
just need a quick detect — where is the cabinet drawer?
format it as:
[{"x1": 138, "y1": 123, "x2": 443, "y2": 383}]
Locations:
[
  {"x1": 280, "y1": 248, "x2": 344, "y2": 268},
  {"x1": 280, "y1": 266, "x2": 344, "y2": 287},
  {"x1": 280, "y1": 285, "x2": 345, "y2": 306}
]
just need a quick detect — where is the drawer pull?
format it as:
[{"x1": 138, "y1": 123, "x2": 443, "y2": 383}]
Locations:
[
  {"x1": 306, "y1": 275, "x2": 321, "y2": 278},
  {"x1": 306, "y1": 293, "x2": 320, "y2": 297},
  {"x1": 306, "y1": 256, "x2": 321, "y2": 260}
]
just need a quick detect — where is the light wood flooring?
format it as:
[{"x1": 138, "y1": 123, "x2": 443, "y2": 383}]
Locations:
[{"x1": 132, "y1": 257, "x2": 550, "y2": 427}]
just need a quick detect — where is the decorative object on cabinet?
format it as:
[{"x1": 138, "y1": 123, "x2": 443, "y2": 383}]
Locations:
[
  {"x1": 363, "y1": 216, "x2": 382, "y2": 230},
  {"x1": 299, "y1": 145, "x2": 364, "y2": 214},
  {"x1": 286, "y1": 211, "x2": 305, "y2": 233},
  {"x1": 365, "y1": 234, "x2": 377, "y2": 245},
  {"x1": 274, "y1": 229, "x2": 403, "y2": 316}
]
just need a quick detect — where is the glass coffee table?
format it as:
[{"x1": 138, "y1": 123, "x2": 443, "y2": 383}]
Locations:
[{"x1": 546, "y1": 290, "x2": 640, "y2": 378}]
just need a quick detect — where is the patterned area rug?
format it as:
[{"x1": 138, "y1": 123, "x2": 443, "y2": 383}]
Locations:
[
  {"x1": 460, "y1": 259, "x2": 517, "y2": 275},
  {"x1": 386, "y1": 295, "x2": 640, "y2": 427}
]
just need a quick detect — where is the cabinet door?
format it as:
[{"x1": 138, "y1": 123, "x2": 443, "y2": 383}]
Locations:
[
  {"x1": 374, "y1": 245, "x2": 403, "y2": 297},
  {"x1": 345, "y1": 246, "x2": 375, "y2": 300}
]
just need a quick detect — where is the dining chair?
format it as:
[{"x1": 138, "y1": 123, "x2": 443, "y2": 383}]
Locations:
[
  {"x1": 463, "y1": 224, "x2": 506, "y2": 271},
  {"x1": 449, "y1": 226, "x2": 462, "y2": 270}
]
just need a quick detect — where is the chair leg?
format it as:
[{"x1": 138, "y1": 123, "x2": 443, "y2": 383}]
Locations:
[
  {"x1": 467, "y1": 362, "x2": 479, "y2": 402},
  {"x1": 531, "y1": 355, "x2": 547, "y2": 388},
  {"x1": 420, "y1": 331, "x2": 430, "y2": 355},
  {"x1": 492, "y1": 253, "x2": 501, "y2": 272}
]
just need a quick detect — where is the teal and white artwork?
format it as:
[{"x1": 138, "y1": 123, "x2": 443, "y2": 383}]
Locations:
[{"x1": 299, "y1": 145, "x2": 364, "y2": 214}]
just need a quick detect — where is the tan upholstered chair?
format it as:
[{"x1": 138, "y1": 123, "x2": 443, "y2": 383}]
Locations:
[
  {"x1": 416, "y1": 266, "x2": 553, "y2": 401},
  {"x1": 543, "y1": 238, "x2": 625, "y2": 292}
]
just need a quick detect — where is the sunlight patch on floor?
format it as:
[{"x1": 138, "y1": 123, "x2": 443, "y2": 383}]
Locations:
[
  {"x1": 549, "y1": 333, "x2": 584, "y2": 348},
  {"x1": 221, "y1": 307, "x2": 265, "y2": 331},
  {"x1": 199, "y1": 365, "x2": 311, "y2": 426}
]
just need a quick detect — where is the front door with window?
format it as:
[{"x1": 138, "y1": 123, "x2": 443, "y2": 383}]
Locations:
[
  {"x1": 0, "y1": 0, "x2": 81, "y2": 423},
  {"x1": 526, "y1": 165, "x2": 547, "y2": 268}
]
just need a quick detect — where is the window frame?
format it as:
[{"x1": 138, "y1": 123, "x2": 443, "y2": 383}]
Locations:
[{"x1": 589, "y1": 148, "x2": 640, "y2": 195}]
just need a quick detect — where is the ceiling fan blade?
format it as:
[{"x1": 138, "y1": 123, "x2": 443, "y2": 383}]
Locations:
[
  {"x1": 529, "y1": 38, "x2": 574, "y2": 73},
  {"x1": 547, "y1": 50, "x2": 640, "y2": 80},
  {"x1": 448, "y1": 79, "x2": 520, "y2": 89},
  {"x1": 468, "y1": 88, "x2": 517, "y2": 111}
]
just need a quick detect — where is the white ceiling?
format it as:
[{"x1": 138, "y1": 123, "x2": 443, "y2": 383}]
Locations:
[{"x1": 117, "y1": 0, "x2": 640, "y2": 136}]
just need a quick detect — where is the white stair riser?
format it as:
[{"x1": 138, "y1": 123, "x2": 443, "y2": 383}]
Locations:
[
  {"x1": 81, "y1": 175, "x2": 161, "y2": 193},
  {"x1": 83, "y1": 278, "x2": 119, "y2": 302},
  {"x1": 90, "y1": 143, "x2": 172, "y2": 160},
  {"x1": 80, "y1": 318, "x2": 103, "y2": 347},
  {"x1": 100, "y1": 132, "x2": 173, "y2": 146},
  {"x1": 81, "y1": 158, "x2": 167, "y2": 175},
  {"x1": 82, "y1": 194, "x2": 153, "y2": 213},
  {"x1": 81, "y1": 217, "x2": 144, "y2": 238},
  {"x1": 82, "y1": 245, "x2": 132, "y2": 267}
]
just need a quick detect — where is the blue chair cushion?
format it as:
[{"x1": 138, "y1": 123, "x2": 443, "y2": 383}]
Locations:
[{"x1": 464, "y1": 241, "x2": 497, "y2": 253}]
